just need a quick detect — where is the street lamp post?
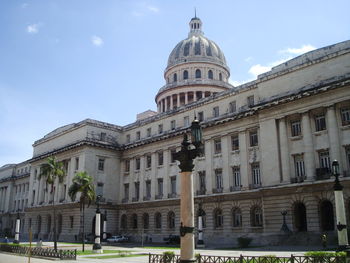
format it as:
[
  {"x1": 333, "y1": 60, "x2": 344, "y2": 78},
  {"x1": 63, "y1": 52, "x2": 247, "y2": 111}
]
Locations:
[
  {"x1": 103, "y1": 210, "x2": 107, "y2": 241},
  {"x1": 197, "y1": 202, "x2": 205, "y2": 248},
  {"x1": 13, "y1": 210, "x2": 20, "y2": 244},
  {"x1": 93, "y1": 195, "x2": 103, "y2": 253},
  {"x1": 175, "y1": 118, "x2": 203, "y2": 263},
  {"x1": 332, "y1": 160, "x2": 350, "y2": 251}
]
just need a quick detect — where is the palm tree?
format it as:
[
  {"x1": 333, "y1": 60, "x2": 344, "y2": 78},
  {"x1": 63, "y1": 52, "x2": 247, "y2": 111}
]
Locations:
[
  {"x1": 39, "y1": 156, "x2": 66, "y2": 251},
  {"x1": 68, "y1": 171, "x2": 96, "y2": 252}
]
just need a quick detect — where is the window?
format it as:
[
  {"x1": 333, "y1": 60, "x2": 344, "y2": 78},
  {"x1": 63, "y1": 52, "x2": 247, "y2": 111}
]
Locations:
[
  {"x1": 157, "y1": 178, "x2": 163, "y2": 196},
  {"x1": 291, "y1": 120, "x2": 301, "y2": 137},
  {"x1": 158, "y1": 124, "x2": 163, "y2": 134},
  {"x1": 132, "y1": 214, "x2": 138, "y2": 229},
  {"x1": 96, "y1": 182, "x2": 103, "y2": 196},
  {"x1": 171, "y1": 120, "x2": 176, "y2": 130},
  {"x1": 315, "y1": 115, "x2": 326, "y2": 131},
  {"x1": 100, "y1": 132, "x2": 106, "y2": 141},
  {"x1": 173, "y1": 73, "x2": 177, "y2": 82},
  {"x1": 214, "y1": 138, "x2": 221, "y2": 154},
  {"x1": 146, "y1": 155, "x2": 152, "y2": 168},
  {"x1": 170, "y1": 149, "x2": 177, "y2": 163},
  {"x1": 121, "y1": 214, "x2": 127, "y2": 229},
  {"x1": 184, "y1": 116, "x2": 190, "y2": 127},
  {"x1": 147, "y1": 128, "x2": 151, "y2": 137},
  {"x1": 251, "y1": 206, "x2": 263, "y2": 227},
  {"x1": 134, "y1": 182, "x2": 140, "y2": 200},
  {"x1": 183, "y1": 70, "x2": 188, "y2": 80},
  {"x1": 126, "y1": 134, "x2": 130, "y2": 143},
  {"x1": 145, "y1": 180, "x2": 151, "y2": 198},
  {"x1": 229, "y1": 101, "x2": 236, "y2": 113},
  {"x1": 75, "y1": 157, "x2": 79, "y2": 171},
  {"x1": 252, "y1": 163, "x2": 261, "y2": 186},
  {"x1": 213, "y1": 106, "x2": 219, "y2": 117},
  {"x1": 249, "y1": 130, "x2": 258, "y2": 147},
  {"x1": 195, "y1": 69, "x2": 201, "y2": 78},
  {"x1": 143, "y1": 213, "x2": 149, "y2": 229},
  {"x1": 124, "y1": 184, "x2": 129, "y2": 199},
  {"x1": 319, "y1": 151, "x2": 330, "y2": 169},
  {"x1": 231, "y1": 134, "x2": 239, "y2": 151},
  {"x1": 294, "y1": 155, "x2": 305, "y2": 178},
  {"x1": 135, "y1": 158, "x2": 141, "y2": 170},
  {"x1": 341, "y1": 108, "x2": 350, "y2": 126},
  {"x1": 232, "y1": 166, "x2": 241, "y2": 187},
  {"x1": 247, "y1": 95, "x2": 254, "y2": 107},
  {"x1": 198, "y1": 111, "x2": 204, "y2": 122},
  {"x1": 158, "y1": 151, "x2": 163, "y2": 166},
  {"x1": 168, "y1": 211, "x2": 175, "y2": 229},
  {"x1": 232, "y1": 208, "x2": 242, "y2": 227},
  {"x1": 214, "y1": 208, "x2": 223, "y2": 228},
  {"x1": 198, "y1": 171, "x2": 206, "y2": 192},
  {"x1": 155, "y1": 212, "x2": 162, "y2": 228},
  {"x1": 293, "y1": 202, "x2": 307, "y2": 231},
  {"x1": 170, "y1": 176, "x2": 176, "y2": 194},
  {"x1": 98, "y1": 158, "x2": 105, "y2": 171},
  {"x1": 215, "y1": 169, "x2": 223, "y2": 190},
  {"x1": 125, "y1": 160, "x2": 130, "y2": 173},
  {"x1": 219, "y1": 73, "x2": 222, "y2": 81},
  {"x1": 208, "y1": 70, "x2": 213, "y2": 79},
  {"x1": 136, "y1": 131, "x2": 141, "y2": 140}
]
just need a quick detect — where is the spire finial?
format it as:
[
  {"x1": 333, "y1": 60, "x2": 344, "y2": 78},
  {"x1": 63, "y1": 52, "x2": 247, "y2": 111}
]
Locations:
[{"x1": 194, "y1": 7, "x2": 197, "y2": 18}]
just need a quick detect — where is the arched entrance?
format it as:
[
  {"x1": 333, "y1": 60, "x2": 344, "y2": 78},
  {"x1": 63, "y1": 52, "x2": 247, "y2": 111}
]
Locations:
[
  {"x1": 293, "y1": 202, "x2": 307, "y2": 232},
  {"x1": 320, "y1": 200, "x2": 334, "y2": 231}
]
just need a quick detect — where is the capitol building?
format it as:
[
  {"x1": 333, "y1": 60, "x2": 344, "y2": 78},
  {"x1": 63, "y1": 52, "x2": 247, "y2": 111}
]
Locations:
[{"x1": 1, "y1": 16, "x2": 350, "y2": 247}]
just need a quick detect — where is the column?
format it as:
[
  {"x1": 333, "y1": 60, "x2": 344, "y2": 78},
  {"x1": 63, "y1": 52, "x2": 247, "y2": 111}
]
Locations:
[
  {"x1": 163, "y1": 150, "x2": 169, "y2": 198},
  {"x1": 279, "y1": 117, "x2": 291, "y2": 183},
  {"x1": 185, "y1": 92, "x2": 188, "y2": 105},
  {"x1": 221, "y1": 135, "x2": 230, "y2": 191},
  {"x1": 170, "y1": 95, "x2": 174, "y2": 110},
  {"x1": 204, "y1": 140, "x2": 213, "y2": 193},
  {"x1": 327, "y1": 105, "x2": 342, "y2": 171},
  {"x1": 302, "y1": 112, "x2": 316, "y2": 180},
  {"x1": 239, "y1": 131, "x2": 249, "y2": 188},
  {"x1": 176, "y1": 94, "x2": 179, "y2": 108}
]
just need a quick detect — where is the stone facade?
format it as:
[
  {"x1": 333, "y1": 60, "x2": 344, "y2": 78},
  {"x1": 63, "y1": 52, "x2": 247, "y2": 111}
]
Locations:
[{"x1": 1, "y1": 17, "x2": 350, "y2": 247}]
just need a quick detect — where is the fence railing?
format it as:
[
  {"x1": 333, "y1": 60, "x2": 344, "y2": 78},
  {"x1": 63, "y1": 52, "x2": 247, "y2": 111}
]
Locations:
[
  {"x1": 0, "y1": 243, "x2": 76, "y2": 260},
  {"x1": 149, "y1": 253, "x2": 346, "y2": 263}
]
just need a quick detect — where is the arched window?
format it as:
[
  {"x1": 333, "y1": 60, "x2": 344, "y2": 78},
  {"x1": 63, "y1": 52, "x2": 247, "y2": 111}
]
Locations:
[
  {"x1": 155, "y1": 212, "x2": 162, "y2": 229},
  {"x1": 232, "y1": 208, "x2": 242, "y2": 227},
  {"x1": 183, "y1": 70, "x2": 188, "y2": 80},
  {"x1": 168, "y1": 211, "x2": 175, "y2": 229},
  {"x1": 195, "y1": 69, "x2": 201, "y2": 79},
  {"x1": 173, "y1": 73, "x2": 177, "y2": 82},
  {"x1": 251, "y1": 206, "x2": 263, "y2": 227},
  {"x1": 208, "y1": 70, "x2": 213, "y2": 79},
  {"x1": 219, "y1": 73, "x2": 223, "y2": 81},
  {"x1": 214, "y1": 208, "x2": 223, "y2": 228},
  {"x1": 47, "y1": 215, "x2": 51, "y2": 233},
  {"x1": 121, "y1": 214, "x2": 127, "y2": 229},
  {"x1": 293, "y1": 202, "x2": 307, "y2": 231},
  {"x1": 143, "y1": 213, "x2": 149, "y2": 229},
  {"x1": 132, "y1": 214, "x2": 138, "y2": 229},
  {"x1": 320, "y1": 200, "x2": 334, "y2": 231}
]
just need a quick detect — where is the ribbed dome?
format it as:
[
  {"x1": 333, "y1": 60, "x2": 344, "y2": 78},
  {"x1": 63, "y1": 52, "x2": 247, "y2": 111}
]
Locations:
[{"x1": 166, "y1": 17, "x2": 228, "y2": 71}]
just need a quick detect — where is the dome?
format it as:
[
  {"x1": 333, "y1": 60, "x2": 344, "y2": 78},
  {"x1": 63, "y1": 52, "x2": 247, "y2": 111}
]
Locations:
[{"x1": 166, "y1": 17, "x2": 229, "y2": 71}]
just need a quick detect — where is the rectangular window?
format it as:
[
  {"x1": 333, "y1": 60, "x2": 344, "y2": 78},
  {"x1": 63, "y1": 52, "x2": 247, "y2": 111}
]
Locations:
[
  {"x1": 199, "y1": 171, "x2": 206, "y2": 192},
  {"x1": 147, "y1": 128, "x2": 151, "y2": 137},
  {"x1": 171, "y1": 120, "x2": 176, "y2": 130},
  {"x1": 319, "y1": 151, "x2": 330, "y2": 169},
  {"x1": 315, "y1": 115, "x2": 326, "y2": 131},
  {"x1": 252, "y1": 163, "x2": 261, "y2": 185},
  {"x1": 157, "y1": 178, "x2": 163, "y2": 196},
  {"x1": 75, "y1": 157, "x2": 79, "y2": 171},
  {"x1": 215, "y1": 169, "x2": 223, "y2": 190},
  {"x1": 126, "y1": 134, "x2": 130, "y2": 143},
  {"x1": 231, "y1": 134, "x2": 239, "y2": 151},
  {"x1": 145, "y1": 180, "x2": 151, "y2": 198},
  {"x1": 136, "y1": 131, "x2": 141, "y2": 140},
  {"x1": 134, "y1": 182, "x2": 140, "y2": 200},
  {"x1": 135, "y1": 157, "x2": 141, "y2": 170},
  {"x1": 98, "y1": 158, "x2": 105, "y2": 171},
  {"x1": 158, "y1": 124, "x2": 163, "y2": 134},
  {"x1": 158, "y1": 151, "x2": 163, "y2": 166},
  {"x1": 213, "y1": 106, "x2": 219, "y2": 117},
  {"x1": 96, "y1": 182, "x2": 104, "y2": 196},
  {"x1": 170, "y1": 176, "x2": 176, "y2": 194},
  {"x1": 100, "y1": 132, "x2": 106, "y2": 141},
  {"x1": 171, "y1": 149, "x2": 177, "y2": 163},
  {"x1": 232, "y1": 166, "x2": 241, "y2": 187},
  {"x1": 214, "y1": 138, "x2": 222, "y2": 154},
  {"x1": 247, "y1": 95, "x2": 254, "y2": 107},
  {"x1": 229, "y1": 101, "x2": 237, "y2": 113},
  {"x1": 294, "y1": 154, "x2": 305, "y2": 177},
  {"x1": 124, "y1": 160, "x2": 130, "y2": 172},
  {"x1": 184, "y1": 116, "x2": 190, "y2": 127},
  {"x1": 249, "y1": 130, "x2": 258, "y2": 147},
  {"x1": 124, "y1": 183, "x2": 129, "y2": 199},
  {"x1": 146, "y1": 155, "x2": 152, "y2": 168},
  {"x1": 291, "y1": 120, "x2": 301, "y2": 137},
  {"x1": 341, "y1": 108, "x2": 350, "y2": 126},
  {"x1": 198, "y1": 111, "x2": 204, "y2": 122}
]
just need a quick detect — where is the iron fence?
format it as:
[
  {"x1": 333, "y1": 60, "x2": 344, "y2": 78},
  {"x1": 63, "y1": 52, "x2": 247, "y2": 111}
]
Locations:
[
  {"x1": 0, "y1": 243, "x2": 76, "y2": 260},
  {"x1": 149, "y1": 253, "x2": 346, "y2": 263}
]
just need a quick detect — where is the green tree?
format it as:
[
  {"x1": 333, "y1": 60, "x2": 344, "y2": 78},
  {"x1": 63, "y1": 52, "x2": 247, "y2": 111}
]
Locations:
[
  {"x1": 39, "y1": 156, "x2": 66, "y2": 251},
  {"x1": 68, "y1": 171, "x2": 96, "y2": 252}
]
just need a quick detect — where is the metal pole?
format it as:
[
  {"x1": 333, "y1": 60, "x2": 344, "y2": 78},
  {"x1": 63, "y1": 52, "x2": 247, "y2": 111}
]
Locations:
[
  {"x1": 14, "y1": 212, "x2": 20, "y2": 244},
  {"x1": 93, "y1": 195, "x2": 103, "y2": 253}
]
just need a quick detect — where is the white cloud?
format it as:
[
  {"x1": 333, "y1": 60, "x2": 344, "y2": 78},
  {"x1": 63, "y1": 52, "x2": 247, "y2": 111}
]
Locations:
[
  {"x1": 248, "y1": 64, "x2": 271, "y2": 77},
  {"x1": 91, "y1": 35, "x2": 104, "y2": 47},
  {"x1": 279, "y1": 44, "x2": 316, "y2": 55},
  {"x1": 27, "y1": 23, "x2": 40, "y2": 34},
  {"x1": 147, "y1": 6, "x2": 159, "y2": 13}
]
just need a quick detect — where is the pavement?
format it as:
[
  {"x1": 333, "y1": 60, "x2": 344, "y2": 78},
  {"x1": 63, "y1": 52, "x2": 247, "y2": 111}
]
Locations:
[{"x1": 0, "y1": 242, "x2": 336, "y2": 263}]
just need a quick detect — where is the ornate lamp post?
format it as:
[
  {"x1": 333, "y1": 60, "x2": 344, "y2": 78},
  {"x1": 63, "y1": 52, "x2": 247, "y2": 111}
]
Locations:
[
  {"x1": 13, "y1": 210, "x2": 20, "y2": 244},
  {"x1": 175, "y1": 118, "x2": 203, "y2": 263},
  {"x1": 93, "y1": 195, "x2": 103, "y2": 253},
  {"x1": 332, "y1": 160, "x2": 349, "y2": 251}
]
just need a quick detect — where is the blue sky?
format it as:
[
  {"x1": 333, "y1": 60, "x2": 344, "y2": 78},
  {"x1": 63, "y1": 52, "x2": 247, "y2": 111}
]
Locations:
[{"x1": 0, "y1": 0, "x2": 349, "y2": 166}]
